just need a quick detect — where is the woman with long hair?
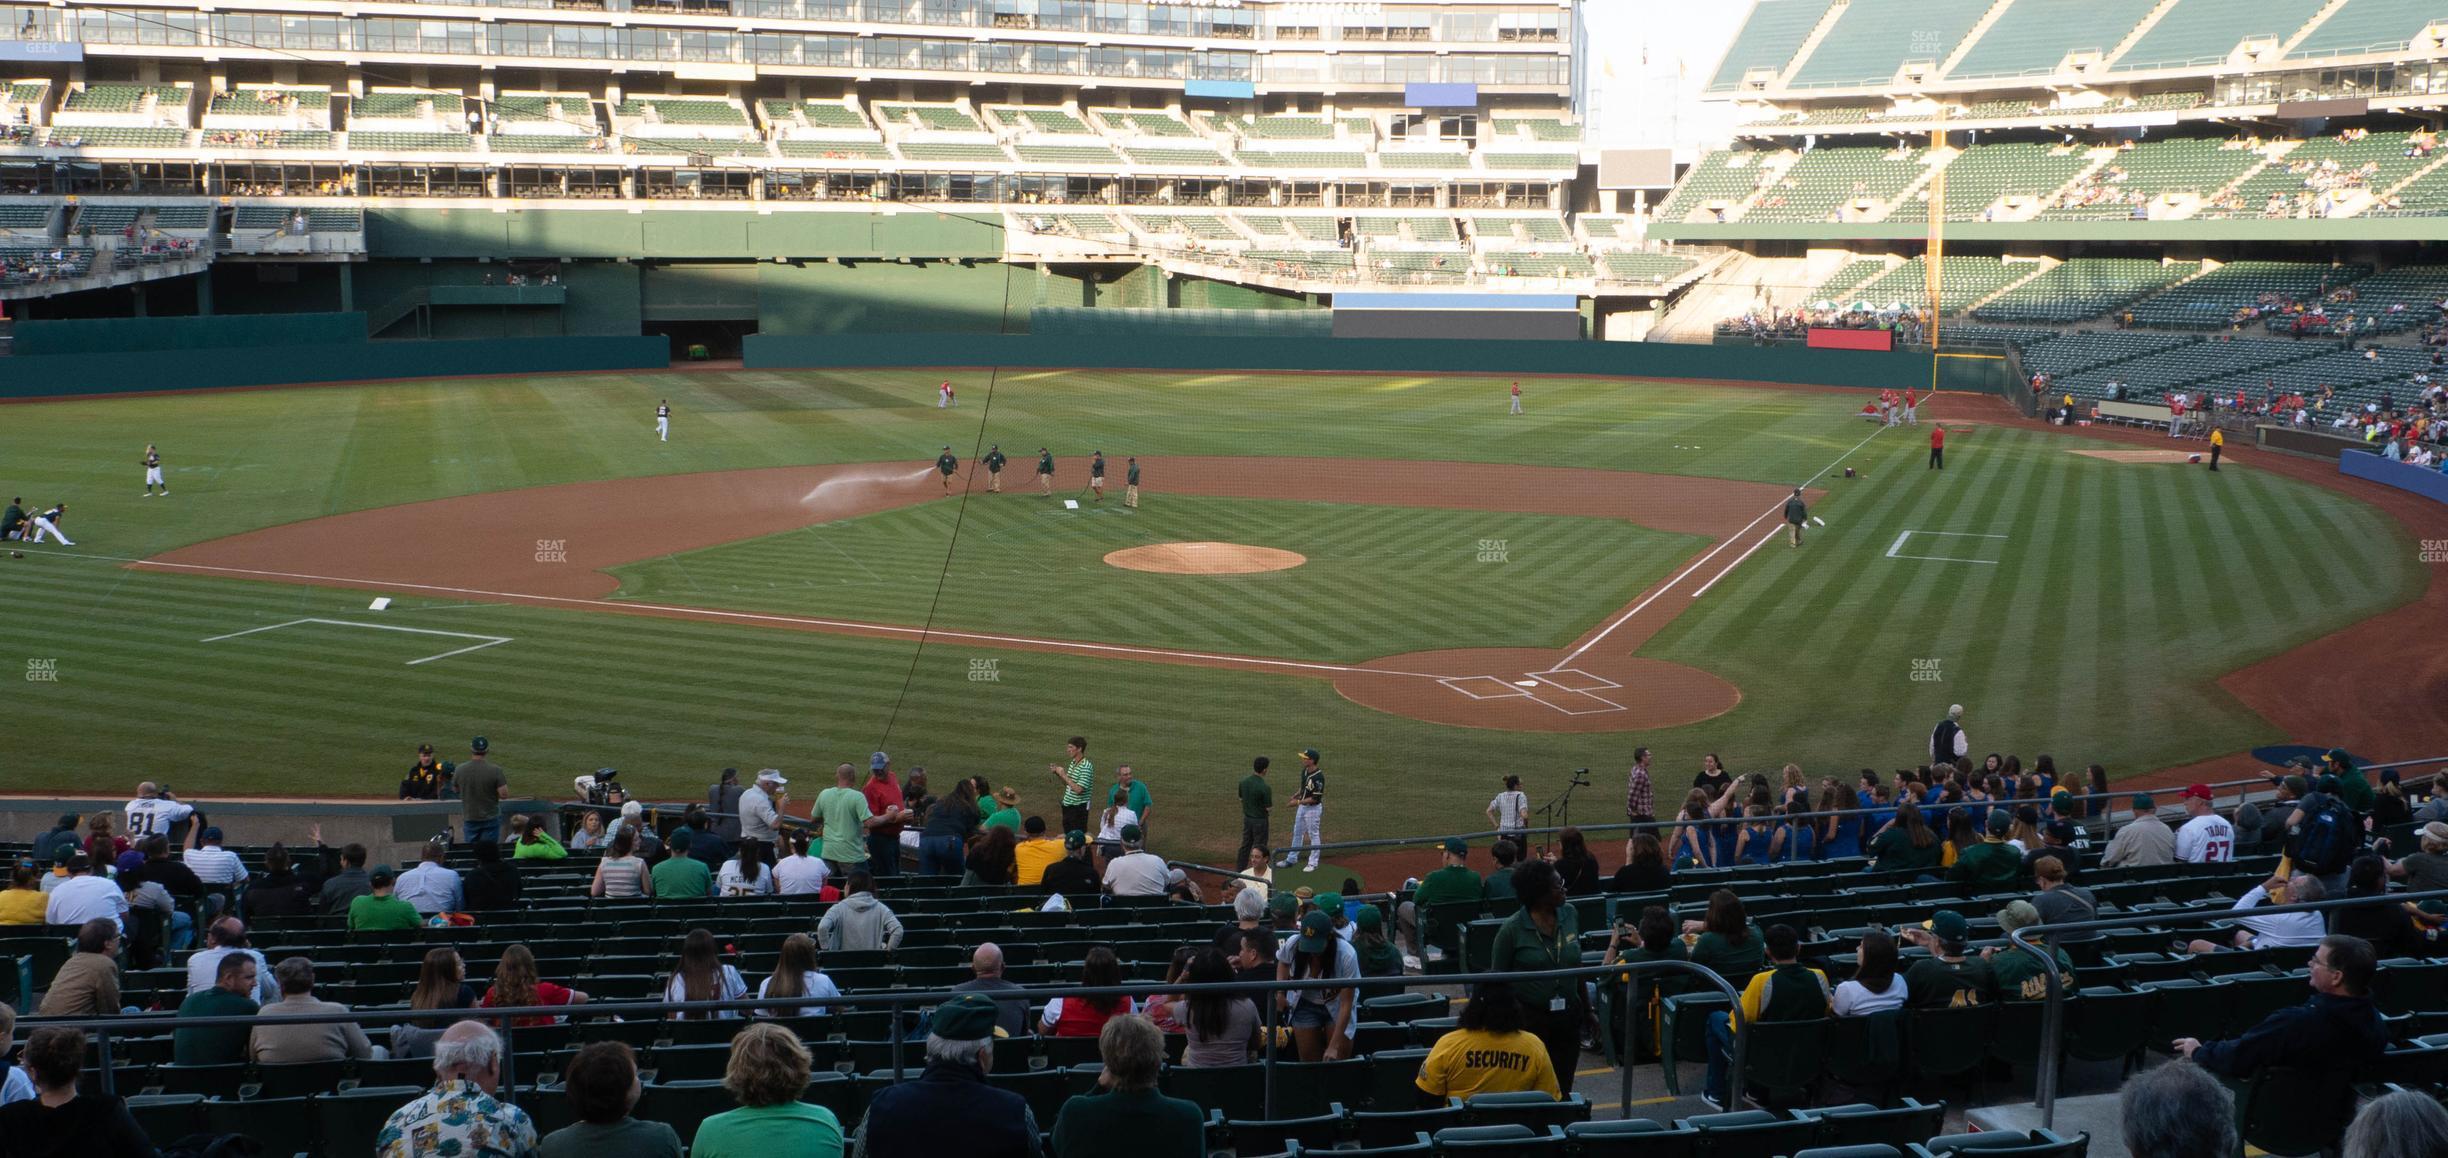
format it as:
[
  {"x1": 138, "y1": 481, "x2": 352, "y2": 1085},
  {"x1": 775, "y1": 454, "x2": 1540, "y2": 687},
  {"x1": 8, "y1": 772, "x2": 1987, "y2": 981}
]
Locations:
[
  {"x1": 2008, "y1": 805, "x2": 2042, "y2": 853},
  {"x1": 963, "y1": 826, "x2": 1019, "y2": 887},
  {"x1": 718, "y1": 839, "x2": 772, "y2": 897},
  {"x1": 1180, "y1": 947, "x2": 1258, "y2": 1067},
  {"x1": 1770, "y1": 801, "x2": 1819, "y2": 863},
  {"x1": 1489, "y1": 859, "x2": 1581, "y2": 1094},
  {"x1": 1732, "y1": 803, "x2": 1777, "y2": 867},
  {"x1": 1683, "y1": 888, "x2": 1764, "y2": 979},
  {"x1": 2083, "y1": 764, "x2": 2113, "y2": 821},
  {"x1": 2030, "y1": 754, "x2": 2055, "y2": 795},
  {"x1": 757, "y1": 932, "x2": 839, "y2": 1019},
  {"x1": 1694, "y1": 753, "x2": 1732, "y2": 797},
  {"x1": 1278, "y1": 908, "x2": 1359, "y2": 1063},
  {"x1": 590, "y1": 829, "x2": 652, "y2": 899},
  {"x1": 1980, "y1": 753, "x2": 2004, "y2": 779},
  {"x1": 1610, "y1": 831, "x2": 1671, "y2": 893},
  {"x1": 391, "y1": 947, "x2": 477, "y2": 1058},
  {"x1": 569, "y1": 809, "x2": 606, "y2": 850},
  {"x1": 1833, "y1": 929, "x2": 1906, "y2": 1016},
  {"x1": 1551, "y1": 827, "x2": 1601, "y2": 896},
  {"x1": 1941, "y1": 807, "x2": 1977, "y2": 868},
  {"x1": 666, "y1": 928, "x2": 749, "y2": 1020},
  {"x1": 1141, "y1": 946, "x2": 1200, "y2": 1034},
  {"x1": 1869, "y1": 800, "x2": 1943, "y2": 874},
  {"x1": 479, "y1": 944, "x2": 589, "y2": 1027},
  {"x1": 1671, "y1": 793, "x2": 1716, "y2": 869},
  {"x1": 2335, "y1": 854, "x2": 2420, "y2": 957},
  {"x1": 1487, "y1": 775, "x2": 1530, "y2": 850},
  {"x1": 773, "y1": 831, "x2": 834, "y2": 898},
  {"x1": 1353, "y1": 905, "x2": 1402, "y2": 979},
  {"x1": 1818, "y1": 783, "x2": 1863, "y2": 860},
  {"x1": 82, "y1": 813, "x2": 126, "y2": 866},
  {"x1": 1042, "y1": 946, "x2": 1136, "y2": 1038},
  {"x1": 917, "y1": 776, "x2": 980, "y2": 877},
  {"x1": 1777, "y1": 764, "x2": 1807, "y2": 810}
]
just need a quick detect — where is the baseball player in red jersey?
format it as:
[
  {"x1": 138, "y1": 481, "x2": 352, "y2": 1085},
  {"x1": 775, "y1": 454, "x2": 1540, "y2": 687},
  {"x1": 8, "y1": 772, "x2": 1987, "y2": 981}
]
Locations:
[
  {"x1": 1903, "y1": 388, "x2": 1918, "y2": 425},
  {"x1": 1509, "y1": 381, "x2": 1523, "y2": 415},
  {"x1": 1929, "y1": 424, "x2": 1946, "y2": 470}
]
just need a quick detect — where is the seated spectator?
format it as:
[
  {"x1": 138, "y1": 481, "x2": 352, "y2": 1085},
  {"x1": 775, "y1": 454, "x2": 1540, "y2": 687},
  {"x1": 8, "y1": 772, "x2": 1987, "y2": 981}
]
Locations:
[
  {"x1": 1833, "y1": 928, "x2": 1907, "y2": 1016},
  {"x1": 1233, "y1": 927, "x2": 1280, "y2": 987},
  {"x1": 538, "y1": 1040, "x2": 679, "y2": 1158},
  {"x1": 375, "y1": 1021, "x2": 536, "y2": 1158},
  {"x1": 28, "y1": 815, "x2": 79, "y2": 868},
  {"x1": 2386, "y1": 821, "x2": 2448, "y2": 891},
  {"x1": 2344, "y1": 1089, "x2": 2448, "y2": 1158},
  {"x1": 691, "y1": 1023, "x2": 841, "y2": 1158},
  {"x1": 816, "y1": 872, "x2": 903, "y2": 953},
  {"x1": 186, "y1": 917, "x2": 274, "y2": 1004},
  {"x1": 252, "y1": 955, "x2": 374, "y2": 1063},
  {"x1": 1012, "y1": 817, "x2": 1063, "y2": 887},
  {"x1": 1353, "y1": 906, "x2": 1402, "y2": 978},
  {"x1": 392, "y1": 948, "x2": 478, "y2": 1059},
  {"x1": 173, "y1": 953, "x2": 260, "y2": 1066},
  {"x1": 1179, "y1": 947, "x2": 1257, "y2": 1068},
  {"x1": 716, "y1": 840, "x2": 773, "y2": 897},
  {"x1": 511, "y1": 815, "x2": 567, "y2": 861},
  {"x1": 1140, "y1": 947, "x2": 1198, "y2": 1034},
  {"x1": 1041, "y1": 830, "x2": 1101, "y2": 898},
  {"x1": 44, "y1": 855, "x2": 126, "y2": 932},
  {"x1": 243, "y1": 845, "x2": 317, "y2": 920},
  {"x1": 757, "y1": 932, "x2": 838, "y2": 1019},
  {"x1": 119, "y1": 868, "x2": 183, "y2": 964},
  {"x1": 0, "y1": 1027, "x2": 153, "y2": 1156},
  {"x1": 1868, "y1": 801, "x2": 1943, "y2": 874},
  {"x1": 666, "y1": 928, "x2": 749, "y2": 1020},
  {"x1": 1398, "y1": 839, "x2": 1483, "y2": 957},
  {"x1": 590, "y1": 831, "x2": 652, "y2": 899},
  {"x1": 2332, "y1": 855, "x2": 2420, "y2": 958},
  {"x1": 2119, "y1": 1059, "x2": 2236, "y2": 1158},
  {"x1": 2022, "y1": 819, "x2": 2083, "y2": 884},
  {"x1": 351, "y1": 868, "x2": 426, "y2": 932},
  {"x1": 2030, "y1": 856, "x2": 2104, "y2": 948},
  {"x1": 1101, "y1": 826, "x2": 1168, "y2": 896},
  {"x1": 462, "y1": 840, "x2": 521, "y2": 912},
  {"x1": 772, "y1": 831, "x2": 830, "y2": 897},
  {"x1": 2101, "y1": 793, "x2": 2176, "y2": 868},
  {"x1": 0, "y1": 1004, "x2": 26, "y2": 1106},
  {"x1": 316, "y1": 843, "x2": 374, "y2": 914},
  {"x1": 652, "y1": 831, "x2": 714, "y2": 899},
  {"x1": 947, "y1": 943, "x2": 1030, "y2": 1035},
  {"x1": 1986, "y1": 900, "x2": 2072, "y2": 1001},
  {"x1": 1043, "y1": 945, "x2": 1135, "y2": 1037},
  {"x1": 1415, "y1": 980, "x2": 1559, "y2": 1104},
  {"x1": 1053, "y1": 1015, "x2": 1204, "y2": 1158},
  {"x1": 36, "y1": 920, "x2": 124, "y2": 1017},
  {"x1": 2185, "y1": 872, "x2": 2329, "y2": 952},
  {"x1": 1705, "y1": 924, "x2": 1829, "y2": 1108},
  {"x1": 1607, "y1": 833, "x2": 1667, "y2": 895},
  {"x1": 566, "y1": 809, "x2": 606, "y2": 852},
  {"x1": 858, "y1": 993, "x2": 1035, "y2": 1157},
  {"x1": 1947, "y1": 810, "x2": 2023, "y2": 887},
  {"x1": 1899, "y1": 910, "x2": 1995, "y2": 1007},
  {"x1": 0, "y1": 864, "x2": 45, "y2": 925},
  {"x1": 963, "y1": 827, "x2": 1019, "y2": 887},
  {"x1": 480, "y1": 944, "x2": 589, "y2": 1027},
  {"x1": 1684, "y1": 889, "x2": 1765, "y2": 979},
  {"x1": 2176, "y1": 934, "x2": 2385, "y2": 1077},
  {"x1": 391, "y1": 842, "x2": 462, "y2": 916}
]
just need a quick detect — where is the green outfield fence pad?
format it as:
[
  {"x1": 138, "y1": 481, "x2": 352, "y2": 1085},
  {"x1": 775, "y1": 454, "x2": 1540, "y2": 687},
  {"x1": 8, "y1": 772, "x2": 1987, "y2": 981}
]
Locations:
[{"x1": 11, "y1": 312, "x2": 367, "y2": 358}]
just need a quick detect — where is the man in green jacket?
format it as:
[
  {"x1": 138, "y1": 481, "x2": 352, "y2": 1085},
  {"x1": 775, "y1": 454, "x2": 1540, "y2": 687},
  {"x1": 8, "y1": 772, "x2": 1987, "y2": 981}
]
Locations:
[
  {"x1": 173, "y1": 953, "x2": 260, "y2": 1065},
  {"x1": 1236, "y1": 756, "x2": 1273, "y2": 871},
  {"x1": 1052, "y1": 1014, "x2": 1203, "y2": 1158},
  {"x1": 1399, "y1": 839, "x2": 1483, "y2": 957},
  {"x1": 1948, "y1": 809, "x2": 2025, "y2": 888},
  {"x1": 347, "y1": 869, "x2": 424, "y2": 932}
]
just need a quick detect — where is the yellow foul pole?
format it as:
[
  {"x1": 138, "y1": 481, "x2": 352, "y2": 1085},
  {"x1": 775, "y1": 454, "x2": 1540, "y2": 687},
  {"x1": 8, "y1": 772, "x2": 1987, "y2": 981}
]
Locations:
[{"x1": 1927, "y1": 123, "x2": 1945, "y2": 396}]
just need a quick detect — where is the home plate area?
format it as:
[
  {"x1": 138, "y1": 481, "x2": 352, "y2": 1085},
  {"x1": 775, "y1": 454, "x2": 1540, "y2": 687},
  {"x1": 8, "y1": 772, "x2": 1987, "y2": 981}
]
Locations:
[{"x1": 1438, "y1": 667, "x2": 1627, "y2": 715}]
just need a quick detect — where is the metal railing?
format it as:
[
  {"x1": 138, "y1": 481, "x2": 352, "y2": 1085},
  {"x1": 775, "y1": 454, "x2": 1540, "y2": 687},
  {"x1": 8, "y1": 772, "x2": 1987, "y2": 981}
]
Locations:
[
  {"x1": 26, "y1": 958, "x2": 1739, "y2": 1121},
  {"x1": 2008, "y1": 885, "x2": 2448, "y2": 1129}
]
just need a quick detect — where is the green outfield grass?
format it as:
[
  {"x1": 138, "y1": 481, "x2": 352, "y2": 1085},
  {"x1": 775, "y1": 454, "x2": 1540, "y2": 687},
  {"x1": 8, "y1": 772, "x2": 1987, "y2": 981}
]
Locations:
[
  {"x1": 609, "y1": 497, "x2": 1704, "y2": 662},
  {"x1": 0, "y1": 368, "x2": 2423, "y2": 867}
]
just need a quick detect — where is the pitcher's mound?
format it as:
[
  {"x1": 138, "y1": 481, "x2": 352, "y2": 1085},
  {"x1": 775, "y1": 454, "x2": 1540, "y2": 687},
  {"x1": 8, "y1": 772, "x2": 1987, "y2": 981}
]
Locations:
[{"x1": 1105, "y1": 542, "x2": 1306, "y2": 575}]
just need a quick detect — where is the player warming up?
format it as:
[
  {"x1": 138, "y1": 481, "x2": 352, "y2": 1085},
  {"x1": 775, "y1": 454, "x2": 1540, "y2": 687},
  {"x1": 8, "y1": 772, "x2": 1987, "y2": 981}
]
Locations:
[
  {"x1": 1089, "y1": 451, "x2": 1106, "y2": 503},
  {"x1": 936, "y1": 446, "x2": 960, "y2": 493},
  {"x1": 1509, "y1": 381, "x2": 1523, "y2": 415},
  {"x1": 142, "y1": 444, "x2": 167, "y2": 496},
  {"x1": 27, "y1": 502, "x2": 72, "y2": 546},
  {"x1": 984, "y1": 444, "x2": 1006, "y2": 493},
  {"x1": 655, "y1": 399, "x2": 671, "y2": 442},
  {"x1": 1036, "y1": 447, "x2": 1056, "y2": 496},
  {"x1": 938, "y1": 380, "x2": 955, "y2": 409}
]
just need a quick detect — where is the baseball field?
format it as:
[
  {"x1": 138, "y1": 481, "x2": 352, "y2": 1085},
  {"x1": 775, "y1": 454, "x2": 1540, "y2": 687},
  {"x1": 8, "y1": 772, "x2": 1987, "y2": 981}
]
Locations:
[{"x1": 1, "y1": 367, "x2": 2428, "y2": 866}]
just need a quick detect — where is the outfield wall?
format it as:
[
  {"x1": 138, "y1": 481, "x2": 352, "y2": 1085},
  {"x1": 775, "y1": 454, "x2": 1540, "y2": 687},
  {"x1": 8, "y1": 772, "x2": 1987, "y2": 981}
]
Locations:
[
  {"x1": 2341, "y1": 450, "x2": 2448, "y2": 506},
  {"x1": 1, "y1": 332, "x2": 669, "y2": 398}
]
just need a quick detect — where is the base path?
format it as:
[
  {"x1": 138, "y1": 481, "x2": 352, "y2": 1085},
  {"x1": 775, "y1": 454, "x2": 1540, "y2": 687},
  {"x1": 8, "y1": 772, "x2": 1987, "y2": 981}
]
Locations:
[{"x1": 140, "y1": 456, "x2": 1810, "y2": 733}]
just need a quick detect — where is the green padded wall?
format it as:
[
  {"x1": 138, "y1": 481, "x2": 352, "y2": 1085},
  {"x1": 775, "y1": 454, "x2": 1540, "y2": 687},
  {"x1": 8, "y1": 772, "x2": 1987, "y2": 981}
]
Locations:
[
  {"x1": 368, "y1": 208, "x2": 1004, "y2": 261},
  {"x1": 11, "y1": 312, "x2": 364, "y2": 357}
]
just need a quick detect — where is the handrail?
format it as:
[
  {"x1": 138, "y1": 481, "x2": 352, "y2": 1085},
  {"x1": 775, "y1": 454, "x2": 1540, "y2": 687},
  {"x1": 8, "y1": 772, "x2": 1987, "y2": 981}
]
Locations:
[
  {"x1": 26, "y1": 958, "x2": 1744, "y2": 1119},
  {"x1": 2008, "y1": 885, "x2": 2448, "y2": 1130}
]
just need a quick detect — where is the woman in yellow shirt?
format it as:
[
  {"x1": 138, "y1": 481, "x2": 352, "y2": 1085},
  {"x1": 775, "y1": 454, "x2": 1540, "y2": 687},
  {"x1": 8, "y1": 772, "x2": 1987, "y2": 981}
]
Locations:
[{"x1": 0, "y1": 864, "x2": 51, "y2": 924}]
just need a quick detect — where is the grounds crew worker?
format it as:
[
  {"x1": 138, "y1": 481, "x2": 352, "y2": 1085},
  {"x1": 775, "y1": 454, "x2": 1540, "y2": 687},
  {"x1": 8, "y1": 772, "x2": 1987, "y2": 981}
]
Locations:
[
  {"x1": 1125, "y1": 457, "x2": 1141, "y2": 508},
  {"x1": 983, "y1": 444, "x2": 1006, "y2": 492},
  {"x1": 1037, "y1": 447, "x2": 1056, "y2": 496},
  {"x1": 936, "y1": 446, "x2": 959, "y2": 493},
  {"x1": 1784, "y1": 488, "x2": 1808, "y2": 547},
  {"x1": 2209, "y1": 428, "x2": 2224, "y2": 472}
]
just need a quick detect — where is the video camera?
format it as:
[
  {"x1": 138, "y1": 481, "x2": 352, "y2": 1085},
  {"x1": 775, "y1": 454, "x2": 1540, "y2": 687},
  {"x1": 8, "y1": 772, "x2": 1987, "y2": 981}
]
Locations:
[
  {"x1": 1570, "y1": 768, "x2": 1591, "y2": 787},
  {"x1": 573, "y1": 767, "x2": 625, "y2": 808}
]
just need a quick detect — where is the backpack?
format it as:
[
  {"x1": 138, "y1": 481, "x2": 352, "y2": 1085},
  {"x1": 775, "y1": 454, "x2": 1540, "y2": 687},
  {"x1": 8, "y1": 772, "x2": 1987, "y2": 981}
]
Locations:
[{"x1": 2293, "y1": 797, "x2": 2361, "y2": 876}]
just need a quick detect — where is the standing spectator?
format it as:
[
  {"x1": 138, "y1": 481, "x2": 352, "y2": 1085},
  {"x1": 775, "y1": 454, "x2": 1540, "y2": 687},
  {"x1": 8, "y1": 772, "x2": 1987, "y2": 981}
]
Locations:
[
  {"x1": 919, "y1": 777, "x2": 980, "y2": 877},
  {"x1": 2176, "y1": 934, "x2": 2384, "y2": 1076},
  {"x1": 2176, "y1": 783, "x2": 2238, "y2": 863},
  {"x1": 1625, "y1": 747, "x2": 1656, "y2": 825},
  {"x1": 758, "y1": 933, "x2": 839, "y2": 1019},
  {"x1": 454, "y1": 736, "x2": 510, "y2": 845},
  {"x1": 1704, "y1": 925, "x2": 1829, "y2": 1109},
  {"x1": 0, "y1": 1027, "x2": 154, "y2": 1156},
  {"x1": 652, "y1": 832, "x2": 714, "y2": 899},
  {"x1": 1930, "y1": 705, "x2": 1968, "y2": 767},
  {"x1": 816, "y1": 872, "x2": 904, "y2": 953},
  {"x1": 1833, "y1": 929, "x2": 1907, "y2": 1016},
  {"x1": 772, "y1": 831, "x2": 830, "y2": 896},
  {"x1": 351, "y1": 868, "x2": 426, "y2": 932},
  {"x1": 1052, "y1": 1016, "x2": 1204, "y2": 1158},
  {"x1": 856, "y1": 993, "x2": 1039, "y2": 1158},
  {"x1": 707, "y1": 768, "x2": 746, "y2": 843},
  {"x1": 35, "y1": 921, "x2": 123, "y2": 1017},
  {"x1": 1489, "y1": 775, "x2": 1530, "y2": 848},
  {"x1": 1236, "y1": 757, "x2": 1274, "y2": 871},
  {"x1": 717, "y1": 839, "x2": 774, "y2": 897},
  {"x1": 391, "y1": 948, "x2": 478, "y2": 1059},
  {"x1": 1552, "y1": 827, "x2": 1602, "y2": 896},
  {"x1": 2344, "y1": 1089, "x2": 2448, "y2": 1158},
  {"x1": 182, "y1": 826, "x2": 247, "y2": 891},
  {"x1": 950, "y1": 943, "x2": 1028, "y2": 1035},
  {"x1": 984, "y1": 787, "x2": 1024, "y2": 834},
  {"x1": 2118, "y1": 1060, "x2": 2236, "y2": 1158},
  {"x1": 479, "y1": 945, "x2": 590, "y2": 1027},
  {"x1": 1041, "y1": 830, "x2": 1100, "y2": 898},
  {"x1": 44, "y1": 855, "x2": 127, "y2": 932},
  {"x1": 375, "y1": 1021, "x2": 537, "y2": 1158},
  {"x1": 1414, "y1": 981, "x2": 1559, "y2": 1103},
  {"x1": 665, "y1": 928, "x2": 749, "y2": 1019},
  {"x1": 172, "y1": 953, "x2": 260, "y2": 1066},
  {"x1": 1179, "y1": 948, "x2": 1258, "y2": 1068},
  {"x1": 864, "y1": 754, "x2": 908, "y2": 877},
  {"x1": 1899, "y1": 911, "x2": 1994, "y2": 1007},
  {"x1": 589, "y1": 831, "x2": 652, "y2": 899},
  {"x1": 1398, "y1": 839, "x2": 1482, "y2": 958},
  {"x1": 395, "y1": 842, "x2": 463, "y2": 916},
  {"x1": 739, "y1": 768, "x2": 787, "y2": 863},
  {"x1": 2101, "y1": 794, "x2": 2176, "y2": 868},
  {"x1": 1110, "y1": 765, "x2": 1154, "y2": 836},
  {"x1": 1277, "y1": 911, "x2": 1359, "y2": 1063},
  {"x1": 462, "y1": 840, "x2": 521, "y2": 911},
  {"x1": 251, "y1": 956, "x2": 374, "y2": 1063},
  {"x1": 538, "y1": 1041, "x2": 681, "y2": 1158},
  {"x1": 1281, "y1": 747, "x2": 1325, "y2": 873},
  {"x1": 815, "y1": 764, "x2": 878, "y2": 876},
  {"x1": 1050, "y1": 735, "x2": 1096, "y2": 837},
  {"x1": 316, "y1": 844, "x2": 373, "y2": 914},
  {"x1": 1488, "y1": 860, "x2": 1578, "y2": 1091}
]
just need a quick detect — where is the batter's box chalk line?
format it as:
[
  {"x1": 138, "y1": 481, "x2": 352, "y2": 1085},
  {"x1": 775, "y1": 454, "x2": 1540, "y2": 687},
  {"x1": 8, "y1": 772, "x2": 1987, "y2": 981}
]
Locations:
[
  {"x1": 1527, "y1": 668, "x2": 1623, "y2": 693},
  {"x1": 200, "y1": 617, "x2": 515, "y2": 666},
  {"x1": 1438, "y1": 675, "x2": 1533, "y2": 701}
]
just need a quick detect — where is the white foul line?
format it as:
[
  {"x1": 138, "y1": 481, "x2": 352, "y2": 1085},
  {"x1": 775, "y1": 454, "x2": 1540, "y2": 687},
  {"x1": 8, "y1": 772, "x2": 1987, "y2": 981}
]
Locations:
[
  {"x1": 1689, "y1": 527, "x2": 1787, "y2": 598},
  {"x1": 200, "y1": 616, "x2": 514, "y2": 666},
  {"x1": 1885, "y1": 530, "x2": 2009, "y2": 564}
]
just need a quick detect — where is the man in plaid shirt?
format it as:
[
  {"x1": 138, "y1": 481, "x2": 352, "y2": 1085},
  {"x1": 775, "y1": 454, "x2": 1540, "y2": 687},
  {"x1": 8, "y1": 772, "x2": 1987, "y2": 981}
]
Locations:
[{"x1": 1625, "y1": 747, "x2": 1655, "y2": 825}]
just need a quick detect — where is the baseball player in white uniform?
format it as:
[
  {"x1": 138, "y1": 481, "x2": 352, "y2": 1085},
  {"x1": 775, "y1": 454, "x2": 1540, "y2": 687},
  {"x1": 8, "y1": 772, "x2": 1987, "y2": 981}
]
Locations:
[
  {"x1": 655, "y1": 400, "x2": 670, "y2": 442},
  {"x1": 27, "y1": 503, "x2": 71, "y2": 545},
  {"x1": 142, "y1": 444, "x2": 166, "y2": 496},
  {"x1": 125, "y1": 782, "x2": 195, "y2": 841}
]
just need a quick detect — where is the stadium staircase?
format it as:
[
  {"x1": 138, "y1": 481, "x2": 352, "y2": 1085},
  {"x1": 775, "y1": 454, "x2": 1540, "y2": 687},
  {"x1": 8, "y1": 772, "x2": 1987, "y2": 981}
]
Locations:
[
  {"x1": 2278, "y1": 0, "x2": 2359, "y2": 56},
  {"x1": 1773, "y1": 0, "x2": 1856, "y2": 88},
  {"x1": 2098, "y1": 0, "x2": 2189, "y2": 68},
  {"x1": 1933, "y1": 0, "x2": 2023, "y2": 80}
]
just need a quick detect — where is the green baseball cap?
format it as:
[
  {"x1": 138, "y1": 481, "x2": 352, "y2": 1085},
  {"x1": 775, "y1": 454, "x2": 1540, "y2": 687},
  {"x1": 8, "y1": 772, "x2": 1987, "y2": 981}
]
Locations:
[
  {"x1": 2130, "y1": 792, "x2": 2155, "y2": 811},
  {"x1": 1063, "y1": 830, "x2": 1087, "y2": 850},
  {"x1": 930, "y1": 993, "x2": 1004, "y2": 1042},
  {"x1": 1354, "y1": 906, "x2": 1384, "y2": 931},
  {"x1": 1315, "y1": 891, "x2": 1343, "y2": 914},
  {"x1": 1442, "y1": 838, "x2": 1468, "y2": 857},
  {"x1": 1295, "y1": 910, "x2": 1334, "y2": 954},
  {"x1": 1923, "y1": 909, "x2": 1970, "y2": 945},
  {"x1": 1267, "y1": 894, "x2": 1298, "y2": 919}
]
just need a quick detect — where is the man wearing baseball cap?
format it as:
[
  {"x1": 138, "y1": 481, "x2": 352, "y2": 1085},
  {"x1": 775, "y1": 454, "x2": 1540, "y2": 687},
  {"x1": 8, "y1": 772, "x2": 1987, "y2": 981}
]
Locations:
[
  {"x1": 2022, "y1": 819, "x2": 2083, "y2": 885},
  {"x1": 1101, "y1": 826, "x2": 1168, "y2": 897},
  {"x1": 1899, "y1": 910, "x2": 1995, "y2": 1007},
  {"x1": 1041, "y1": 830, "x2": 1100, "y2": 898},
  {"x1": 1399, "y1": 838, "x2": 1481, "y2": 959},
  {"x1": 864, "y1": 753, "x2": 908, "y2": 878},
  {"x1": 2101, "y1": 793, "x2": 2176, "y2": 868},
  {"x1": 1280, "y1": 747, "x2": 1326, "y2": 873},
  {"x1": 2175, "y1": 783, "x2": 2237, "y2": 864},
  {"x1": 2390, "y1": 822, "x2": 2448, "y2": 891},
  {"x1": 1986, "y1": 900, "x2": 2072, "y2": 1001},
  {"x1": 454, "y1": 737, "x2": 508, "y2": 845},
  {"x1": 859, "y1": 992, "x2": 1039, "y2": 1158},
  {"x1": 1946, "y1": 810, "x2": 2024, "y2": 888}
]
